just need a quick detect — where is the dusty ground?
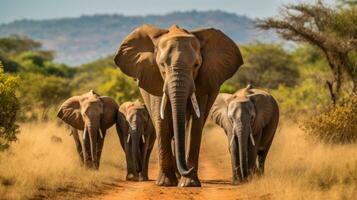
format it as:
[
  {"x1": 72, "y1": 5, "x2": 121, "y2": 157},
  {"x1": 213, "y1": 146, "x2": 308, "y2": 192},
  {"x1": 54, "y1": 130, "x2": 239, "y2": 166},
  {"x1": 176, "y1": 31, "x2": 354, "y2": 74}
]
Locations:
[
  {"x1": 86, "y1": 125, "x2": 271, "y2": 200},
  {"x1": 1, "y1": 122, "x2": 356, "y2": 200}
]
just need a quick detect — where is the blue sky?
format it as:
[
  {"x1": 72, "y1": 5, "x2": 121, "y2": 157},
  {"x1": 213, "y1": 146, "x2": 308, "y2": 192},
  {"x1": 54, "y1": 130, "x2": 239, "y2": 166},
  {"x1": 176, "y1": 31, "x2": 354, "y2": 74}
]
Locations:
[{"x1": 0, "y1": 0, "x2": 335, "y2": 24}]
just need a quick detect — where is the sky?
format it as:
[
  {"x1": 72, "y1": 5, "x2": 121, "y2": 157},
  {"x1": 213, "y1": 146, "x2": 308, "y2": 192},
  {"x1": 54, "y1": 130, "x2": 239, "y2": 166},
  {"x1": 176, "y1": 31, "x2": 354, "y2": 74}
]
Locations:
[{"x1": 0, "y1": 0, "x2": 335, "y2": 24}]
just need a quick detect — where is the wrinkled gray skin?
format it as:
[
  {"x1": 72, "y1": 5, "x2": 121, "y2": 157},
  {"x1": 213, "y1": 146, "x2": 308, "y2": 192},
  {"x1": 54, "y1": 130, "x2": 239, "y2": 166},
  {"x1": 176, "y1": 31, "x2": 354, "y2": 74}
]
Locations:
[
  {"x1": 115, "y1": 24, "x2": 243, "y2": 187},
  {"x1": 210, "y1": 87, "x2": 279, "y2": 184},
  {"x1": 57, "y1": 90, "x2": 124, "y2": 169},
  {"x1": 117, "y1": 101, "x2": 156, "y2": 181}
]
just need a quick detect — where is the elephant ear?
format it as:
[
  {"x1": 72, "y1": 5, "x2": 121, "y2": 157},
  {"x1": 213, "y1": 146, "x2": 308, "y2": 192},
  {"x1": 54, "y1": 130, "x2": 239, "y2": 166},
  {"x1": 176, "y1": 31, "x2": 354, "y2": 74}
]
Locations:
[
  {"x1": 57, "y1": 96, "x2": 84, "y2": 130},
  {"x1": 192, "y1": 28, "x2": 243, "y2": 96},
  {"x1": 210, "y1": 93, "x2": 233, "y2": 133},
  {"x1": 116, "y1": 111, "x2": 128, "y2": 137},
  {"x1": 247, "y1": 90, "x2": 274, "y2": 131},
  {"x1": 114, "y1": 25, "x2": 168, "y2": 96}
]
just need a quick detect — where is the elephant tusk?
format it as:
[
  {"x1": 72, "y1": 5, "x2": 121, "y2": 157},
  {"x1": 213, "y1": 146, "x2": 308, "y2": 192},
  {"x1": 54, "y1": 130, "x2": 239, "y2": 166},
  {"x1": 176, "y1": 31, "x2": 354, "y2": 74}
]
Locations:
[
  {"x1": 142, "y1": 134, "x2": 146, "y2": 143},
  {"x1": 160, "y1": 93, "x2": 168, "y2": 120},
  {"x1": 230, "y1": 135, "x2": 235, "y2": 147},
  {"x1": 190, "y1": 92, "x2": 200, "y2": 118},
  {"x1": 126, "y1": 134, "x2": 131, "y2": 143},
  {"x1": 83, "y1": 127, "x2": 87, "y2": 140},
  {"x1": 250, "y1": 133, "x2": 255, "y2": 146},
  {"x1": 99, "y1": 129, "x2": 103, "y2": 139}
]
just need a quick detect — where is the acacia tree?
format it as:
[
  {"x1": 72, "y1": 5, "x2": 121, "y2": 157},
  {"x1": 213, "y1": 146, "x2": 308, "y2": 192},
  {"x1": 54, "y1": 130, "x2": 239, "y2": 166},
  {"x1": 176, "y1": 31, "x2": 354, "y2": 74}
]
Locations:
[{"x1": 257, "y1": 1, "x2": 357, "y2": 103}]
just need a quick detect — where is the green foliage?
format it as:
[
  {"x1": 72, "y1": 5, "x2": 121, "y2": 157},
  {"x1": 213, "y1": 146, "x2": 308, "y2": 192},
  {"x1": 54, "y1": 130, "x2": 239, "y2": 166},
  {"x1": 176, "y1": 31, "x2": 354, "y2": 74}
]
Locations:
[
  {"x1": 17, "y1": 73, "x2": 72, "y2": 120},
  {"x1": 271, "y1": 79, "x2": 330, "y2": 117},
  {"x1": 0, "y1": 65, "x2": 19, "y2": 149},
  {"x1": 14, "y1": 51, "x2": 76, "y2": 78},
  {"x1": 71, "y1": 56, "x2": 140, "y2": 103},
  {"x1": 0, "y1": 35, "x2": 41, "y2": 56},
  {"x1": 270, "y1": 45, "x2": 331, "y2": 117},
  {"x1": 97, "y1": 68, "x2": 140, "y2": 103},
  {"x1": 224, "y1": 43, "x2": 300, "y2": 92},
  {"x1": 303, "y1": 95, "x2": 357, "y2": 144}
]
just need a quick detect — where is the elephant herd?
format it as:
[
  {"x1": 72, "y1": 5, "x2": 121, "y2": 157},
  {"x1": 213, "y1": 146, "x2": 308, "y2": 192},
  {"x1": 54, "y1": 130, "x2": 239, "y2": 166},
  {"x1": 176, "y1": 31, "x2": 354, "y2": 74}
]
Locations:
[{"x1": 57, "y1": 24, "x2": 279, "y2": 187}]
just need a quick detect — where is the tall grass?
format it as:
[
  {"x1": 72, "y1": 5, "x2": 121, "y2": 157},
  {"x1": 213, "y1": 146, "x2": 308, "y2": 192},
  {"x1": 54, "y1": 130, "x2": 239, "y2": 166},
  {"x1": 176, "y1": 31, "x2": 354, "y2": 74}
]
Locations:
[
  {"x1": 0, "y1": 121, "x2": 356, "y2": 199},
  {"x1": 245, "y1": 122, "x2": 357, "y2": 199},
  {"x1": 0, "y1": 122, "x2": 126, "y2": 200}
]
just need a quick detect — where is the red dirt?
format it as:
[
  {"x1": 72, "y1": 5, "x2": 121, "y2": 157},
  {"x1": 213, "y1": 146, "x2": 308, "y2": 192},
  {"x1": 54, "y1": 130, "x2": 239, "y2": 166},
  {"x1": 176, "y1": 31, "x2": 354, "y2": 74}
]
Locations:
[{"x1": 85, "y1": 127, "x2": 271, "y2": 200}]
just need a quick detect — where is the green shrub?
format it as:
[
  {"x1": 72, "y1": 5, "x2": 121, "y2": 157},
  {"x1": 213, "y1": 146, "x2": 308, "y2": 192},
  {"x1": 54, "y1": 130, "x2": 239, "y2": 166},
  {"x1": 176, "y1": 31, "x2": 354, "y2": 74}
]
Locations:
[
  {"x1": 17, "y1": 73, "x2": 72, "y2": 121},
  {"x1": 0, "y1": 64, "x2": 19, "y2": 149},
  {"x1": 302, "y1": 95, "x2": 357, "y2": 144}
]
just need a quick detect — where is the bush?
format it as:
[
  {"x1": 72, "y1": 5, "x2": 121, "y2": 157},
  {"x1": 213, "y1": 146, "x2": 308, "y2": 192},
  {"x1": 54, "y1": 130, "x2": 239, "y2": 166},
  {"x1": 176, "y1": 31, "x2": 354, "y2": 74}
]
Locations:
[
  {"x1": 17, "y1": 73, "x2": 72, "y2": 121},
  {"x1": 303, "y1": 95, "x2": 357, "y2": 144},
  {"x1": 0, "y1": 65, "x2": 19, "y2": 149}
]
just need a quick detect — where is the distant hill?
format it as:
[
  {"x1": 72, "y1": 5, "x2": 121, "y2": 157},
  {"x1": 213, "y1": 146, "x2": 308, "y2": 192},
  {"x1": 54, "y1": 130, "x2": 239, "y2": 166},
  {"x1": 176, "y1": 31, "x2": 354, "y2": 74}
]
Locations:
[{"x1": 0, "y1": 10, "x2": 274, "y2": 65}]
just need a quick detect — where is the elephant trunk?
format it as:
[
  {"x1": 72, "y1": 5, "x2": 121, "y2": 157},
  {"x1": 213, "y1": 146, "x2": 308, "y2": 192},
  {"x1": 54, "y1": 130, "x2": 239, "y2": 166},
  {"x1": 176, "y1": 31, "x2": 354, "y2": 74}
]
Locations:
[
  {"x1": 167, "y1": 75, "x2": 194, "y2": 177},
  {"x1": 236, "y1": 125, "x2": 249, "y2": 180},
  {"x1": 229, "y1": 134, "x2": 240, "y2": 183},
  {"x1": 87, "y1": 123, "x2": 99, "y2": 169}
]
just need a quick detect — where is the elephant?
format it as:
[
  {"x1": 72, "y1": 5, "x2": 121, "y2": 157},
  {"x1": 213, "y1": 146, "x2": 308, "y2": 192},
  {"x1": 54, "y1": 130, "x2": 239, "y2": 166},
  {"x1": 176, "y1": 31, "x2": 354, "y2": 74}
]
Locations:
[
  {"x1": 117, "y1": 100, "x2": 156, "y2": 181},
  {"x1": 57, "y1": 90, "x2": 123, "y2": 169},
  {"x1": 210, "y1": 85, "x2": 279, "y2": 184},
  {"x1": 114, "y1": 24, "x2": 243, "y2": 187}
]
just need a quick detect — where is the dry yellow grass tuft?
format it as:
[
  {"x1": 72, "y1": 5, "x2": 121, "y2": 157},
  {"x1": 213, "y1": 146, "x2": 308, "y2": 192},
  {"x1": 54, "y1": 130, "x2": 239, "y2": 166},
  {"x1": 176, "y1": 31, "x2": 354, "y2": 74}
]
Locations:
[
  {"x1": 244, "y1": 121, "x2": 357, "y2": 199},
  {"x1": 0, "y1": 122, "x2": 126, "y2": 200}
]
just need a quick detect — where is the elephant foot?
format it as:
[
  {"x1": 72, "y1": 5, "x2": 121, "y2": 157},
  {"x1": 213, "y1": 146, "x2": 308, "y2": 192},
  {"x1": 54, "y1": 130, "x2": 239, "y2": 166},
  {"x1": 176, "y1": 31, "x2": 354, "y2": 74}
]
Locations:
[
  {"x1": 178, "y1": 176, "x2": 201, "y2": 187},
  {"x1": 126, "y1": 173, "x2": 138, "y2": 181},
  {"x1": 156, "y1": 171, "x2": 178, "y2": 186},
  {"x1": 232, "y1": 178, "x2": 243, "y2": 185},
  {"x1": 138, "y1": 173, "x2": 149, "y2": 181}
]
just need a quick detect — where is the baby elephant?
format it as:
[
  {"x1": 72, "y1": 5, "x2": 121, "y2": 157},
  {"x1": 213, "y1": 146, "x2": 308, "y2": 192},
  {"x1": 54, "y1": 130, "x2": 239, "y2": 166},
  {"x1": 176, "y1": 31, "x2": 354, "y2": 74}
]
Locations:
[
  {"x1": 117, "y1": 100, "x2": 156, "y2": 181},
  {"x1": 210, "y1": 85, "x2": 279, "y2": 184},
  {"x1": 57, "y1": 90, "x2": 123, "y2": 169}
]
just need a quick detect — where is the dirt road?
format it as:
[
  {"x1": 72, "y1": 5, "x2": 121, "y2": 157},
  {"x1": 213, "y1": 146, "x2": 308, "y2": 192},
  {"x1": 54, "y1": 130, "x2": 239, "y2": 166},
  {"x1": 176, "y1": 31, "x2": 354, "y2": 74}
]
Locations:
[{"x1": 86, "y1": 127, "x2": 271, "y2": 200}]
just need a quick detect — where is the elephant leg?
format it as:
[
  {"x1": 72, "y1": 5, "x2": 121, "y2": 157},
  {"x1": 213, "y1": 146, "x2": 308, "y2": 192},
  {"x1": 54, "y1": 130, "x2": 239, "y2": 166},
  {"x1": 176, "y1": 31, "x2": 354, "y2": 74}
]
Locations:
[
  {"x1": 257, "y1": 115, "x2": 278, "y2": 175},
  {"x1": 71, "y1": 128, "x2": 84, "y2": 165},
  {"x1": 257, "y1": 138, "x2": 273, "y2": 175},
  {"x1": 140, "y1": 146, "x2": 152, "y2": 181},
  {"x1": 144, "y1": 94, "x2": 177, "y2": 186},
  {"x1": 155, "y1": 123, "x2": 178, "y2": 186},
  {"x1": 125, "y1": 139, "x2": 138, "y2": 181},
  {"x1": 248, "y1": 130, "x2": 260, "y2": 176},
  {"x1": 96, "y1": 129, "x2": 106, "y2": 169},
  {"x1": 247, "y1": 141, "x2": 258, "y2": 176}
]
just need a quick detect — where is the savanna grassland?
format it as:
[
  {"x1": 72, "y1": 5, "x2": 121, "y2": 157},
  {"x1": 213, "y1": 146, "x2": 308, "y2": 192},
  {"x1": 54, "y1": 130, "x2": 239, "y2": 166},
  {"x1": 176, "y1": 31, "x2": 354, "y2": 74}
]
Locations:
[
  {"x1": 1, "y1": 1, "x2": 357, "y2": 199},
  {"x1": 0, "y1": 122, "x2": 126, "y2": 199},
  {"x1": 0, "y1": 121, "x2": 356, "y2": 200}
]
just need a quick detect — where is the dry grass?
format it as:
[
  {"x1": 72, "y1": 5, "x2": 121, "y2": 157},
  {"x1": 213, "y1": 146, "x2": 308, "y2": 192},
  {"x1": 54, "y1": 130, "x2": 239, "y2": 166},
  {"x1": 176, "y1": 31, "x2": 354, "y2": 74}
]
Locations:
[
  {"x1": 243, "y1": 121, "x2": 357, "y2": 199},
  {"x1": 0, "y1": 122, "x2": 126, "y2": 200},
  {"x1": 0, "y1": 121, "x2": 356, "y2": 200}
]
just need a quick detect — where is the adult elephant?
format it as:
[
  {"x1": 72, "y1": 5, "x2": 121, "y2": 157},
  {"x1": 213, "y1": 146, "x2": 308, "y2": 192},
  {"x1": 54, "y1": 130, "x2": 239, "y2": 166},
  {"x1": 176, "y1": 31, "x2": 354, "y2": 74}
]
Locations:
[
  {"x1": 57, "y1": 90, "x2": 123, "y2": 169},
  {"x1": 114, "y1": 24, "x2": 243, "y2": 187}
]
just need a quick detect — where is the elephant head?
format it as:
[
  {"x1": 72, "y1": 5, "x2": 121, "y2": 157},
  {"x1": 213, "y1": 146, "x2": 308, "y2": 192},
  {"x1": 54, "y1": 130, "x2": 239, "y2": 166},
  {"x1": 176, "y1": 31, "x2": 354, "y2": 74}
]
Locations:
[
  {"x1": 210, "y1": 86, "x2": 257, "y2": 181},
  {"x1": 57, "y1": 90, "x2": 105, "y2": 169},
  {"x1": 118, "y1": 101, "x2": 151, "y2": 174},
  {"x1": 115, "y1": 24, "x2": 243, "y2": 176}
]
